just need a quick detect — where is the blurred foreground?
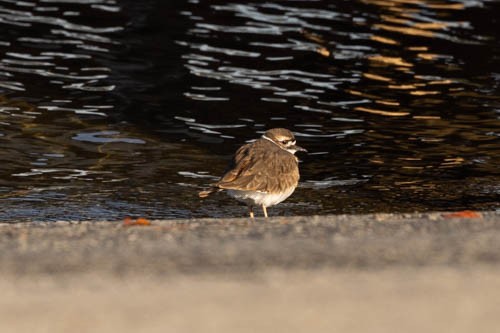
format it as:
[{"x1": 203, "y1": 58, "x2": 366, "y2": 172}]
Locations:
[{"x1": 1, "y1": 211, "x2": 499, "y2": 332}]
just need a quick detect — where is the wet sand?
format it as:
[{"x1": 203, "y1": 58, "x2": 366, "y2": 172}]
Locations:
[{"x1": 1, "y1": 211, "x2": 499, "y2": 332}]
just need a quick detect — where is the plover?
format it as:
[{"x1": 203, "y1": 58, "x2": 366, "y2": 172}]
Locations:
[{"x1": 199, "y1": 128, "x2": 306, "y2": 218}]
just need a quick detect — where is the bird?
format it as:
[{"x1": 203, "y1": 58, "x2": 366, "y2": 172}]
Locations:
[{"x1": 199, "y1": 128, "x2": 307, "y2": 218}]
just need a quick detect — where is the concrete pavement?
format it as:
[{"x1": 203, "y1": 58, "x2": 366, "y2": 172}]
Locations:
[{"x1": 1, "y1": 211, "x2": 499, "y2": 332}]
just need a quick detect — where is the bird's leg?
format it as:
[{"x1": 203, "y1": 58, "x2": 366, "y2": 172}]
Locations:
[
  {"x1": 248, "y1": 206, "x2": 254, "y2": 219},
  {"x1": 262, "y1": 205, "x2": 268, "y2": 218}
]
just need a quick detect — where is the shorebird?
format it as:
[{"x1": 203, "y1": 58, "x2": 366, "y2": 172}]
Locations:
[{"x1": 199, "y1": 128, "x2": 306, "y2": 218}]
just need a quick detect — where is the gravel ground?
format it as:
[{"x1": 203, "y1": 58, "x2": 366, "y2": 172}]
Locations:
[{"x1": 1, "y1": 211, "x2": 499, "y2": 332}]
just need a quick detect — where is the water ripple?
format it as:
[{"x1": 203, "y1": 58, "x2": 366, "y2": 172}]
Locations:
[
  {"x1": 0, "y1": 6, "x2": 122, "y2": 33},
  {"x1": 72, "y1": 131, "x2": 146, "y2": 144}
]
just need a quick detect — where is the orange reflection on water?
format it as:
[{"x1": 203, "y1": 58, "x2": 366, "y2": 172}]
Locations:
[
  {"x1": 401, "y1": 166, "x2": 424, "y2": 170},
  {"x1": 388, "y1": 84, "x2": 417, "y2": 90},
  {"x1": 361, "y1": 0, "x2": 398, "y2": 8},
  {"x1": 427, "y1": 2, "x2": 464, "y2": 10},
  {"x1": 301, "y1": 30, "x2": 326, "y2": 44},
  {"x1": 369, "y1": 55, "x2": 413, "y2": 67},
  {"x1": 413, "y1": 22, "x2": 448, "y2": 30},
  {"x1": 427, "y1": 79, "x2": 454, "y2": 85},
  {"x1": 374, "y1": 24, "x2": 435, "y2": 38},
  {"x1": 316, "y1": 47, "x2": 330, "y2": 57},
  {"x1": 370, "y1": 35, "x2": 399, "y2": 45},
  {"x1": 375, "y1": 100, "x2": 400, "y2": 106},
  {"x1": 412, "y1": 115, "x2": 441, "y2": 120},
  {"x1": 439, "y1": 157, "x2": 466, "y2": 169},
  {"x1": 363, "y1": 72, "x2": 393, "y2": 82},
  {"x1": 410, "y1": 90, "x2": 440, "y2": 96},
  {"x1": 389, "y1": 0, "x2": 422, "y2": 5},
  {"x1": 347, "y1": 89, "x2": 383, "y2": 100},
  {"x1": 407, "y1": 46, "x2": 428, "y2": 51},
  {"x1": 355, "y1": 106, "x2": 410, "y2": 116},
  {"x1": 369, "y1": 158, "x2": 385, "y2": 164},
  {"x1": 417, "y1": 53, "x2": 438, "y2": 60},
  {"x1": 362, "y1": 0, "x2": 420, "y2": 10},
  {"x1": 380, "y1": 14, "x2": 409, "y2": 25}
]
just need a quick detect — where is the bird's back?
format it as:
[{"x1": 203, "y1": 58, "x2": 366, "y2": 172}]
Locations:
[{"x1": 216, "y1": 138, "x2": 299, "y2": 194}]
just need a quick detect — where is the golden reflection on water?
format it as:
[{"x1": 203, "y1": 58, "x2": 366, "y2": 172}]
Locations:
[
  {"x1": 363, "y1": 73, "x2": 392, "y2": 82},
  {"x1": 347, "y1": 89, "x2": 383, "y2": 100},
  {"x1": 355, "y1": 0, "x2": 471, "y2": 118},
  {"x1": 374, "y1": 24, "x2": 435, "y2": 38},
  {"x1": 412, "y1": 115, "x2": 441, "y2": 120},
  {"x1": 316, "y1": 47, "x2": 331, "y2": 58},
  {"x1": 368, "y1": 55, "x2": 413, "y2": 67},
  {"x1": 375, "y1": 100, "x2": 400, "y2": 106},
  {"x1": 370, "y1": 35, "x2": 399, "y2": 45},
  {"x1": 354, "y1": 106, "x2": 409, "y2": 117},
  {"x1": 426, "y1": 79, "x2": 454, "y2": 85},
  {"x1": 417, "y1": 53, "x2": 438, "y2": 60},
  {"x1": 407, "y1": 46, "x2": 428, "y2": 51},
  {"x1": 409, "y1": 90, "x2": 440, "y2": 96},
  {"x1": 347, "y1": 0, "x2": 496, "y2": 194},
  {"x1": 427, "y1": 3, "x2": 465, "y2": 10},
  {"x1": 387, "y1": 84, "x2": 419, "y2": 90}
]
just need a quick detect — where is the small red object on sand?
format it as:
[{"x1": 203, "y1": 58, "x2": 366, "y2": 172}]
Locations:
[
  {"x1": 442, "y1": 210, "x2": 482, "y2": 219},
  {"x1": 123, "y1": 217, "x2": 151, "y2": 226}
]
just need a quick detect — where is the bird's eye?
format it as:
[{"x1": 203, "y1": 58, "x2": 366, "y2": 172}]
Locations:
[{"x1": 281, "y1": 140, "x2": 289, "y2": 145}]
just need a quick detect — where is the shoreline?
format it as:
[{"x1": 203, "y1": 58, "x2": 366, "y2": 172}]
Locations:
[{"x1": 1, "y1": 211, "x2": 499, "y2": 276}]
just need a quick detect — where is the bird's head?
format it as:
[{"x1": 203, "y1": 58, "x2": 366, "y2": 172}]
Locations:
[{"x1": 262, "y1": 128, "x2": 307, "y2": 155}]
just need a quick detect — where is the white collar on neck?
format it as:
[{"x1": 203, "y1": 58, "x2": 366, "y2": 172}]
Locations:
[
  {"x1": 262, "y1": 134, "x2": 278, "y2": 146},
  {"x1": 262, "y1": 134, "x2": 296, "y2": 154}
]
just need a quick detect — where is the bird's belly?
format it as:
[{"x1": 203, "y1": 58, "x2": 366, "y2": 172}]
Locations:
[{"x1": 226, "y1": 187, "x2": 296, "y2": 207}]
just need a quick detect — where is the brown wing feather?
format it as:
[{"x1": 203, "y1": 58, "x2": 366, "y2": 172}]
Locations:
[
  {"x1": 216, "y1": 142, "x2": 253, "y2": 184},
  {"x1": 215, "y1": 139, "x2": 299, "y2": 193},
  {"x1": 198, "y1": 143, "x2": 254, "y2": 198}
]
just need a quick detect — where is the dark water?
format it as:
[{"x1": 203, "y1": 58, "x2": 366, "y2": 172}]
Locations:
[{"x1": 0, "y1": 0, "x2": 499, "y2": 221}]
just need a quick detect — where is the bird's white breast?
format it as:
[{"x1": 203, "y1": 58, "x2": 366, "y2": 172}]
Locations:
[{"x1": 226, "y1": 187, "x2": 296, "y2": 208}]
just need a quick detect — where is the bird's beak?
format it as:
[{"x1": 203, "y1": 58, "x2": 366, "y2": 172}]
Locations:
[{"x1": 292, "y1": 145, "x2": 307, "y2": 153}]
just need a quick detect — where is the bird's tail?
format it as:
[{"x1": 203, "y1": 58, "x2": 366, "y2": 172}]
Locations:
[{"x1": 198, "y1": 187, "x2": 218, "y2": 198}]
